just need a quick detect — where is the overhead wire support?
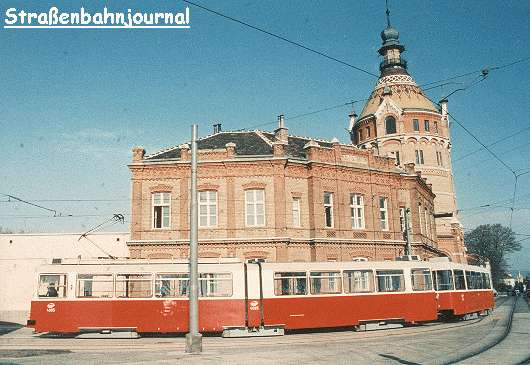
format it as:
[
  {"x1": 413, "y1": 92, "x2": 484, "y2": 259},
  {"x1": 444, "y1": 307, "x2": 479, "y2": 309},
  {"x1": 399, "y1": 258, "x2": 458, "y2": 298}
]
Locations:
[
  {"x1": 1, "y1": 193, "x2": 59, "y2": 217},
  {"x1": 180, "y1": 0, "x2": 379, "y2": 78}
]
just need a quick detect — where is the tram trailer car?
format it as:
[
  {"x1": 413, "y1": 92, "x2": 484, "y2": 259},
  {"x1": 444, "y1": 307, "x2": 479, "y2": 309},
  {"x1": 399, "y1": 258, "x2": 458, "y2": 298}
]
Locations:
[
  {"x1": 430, "y1": 261, "x2": 494, "y2": 318},
  {"x1": 27, "y1": 259, "x2": 493, "y2": 336}
]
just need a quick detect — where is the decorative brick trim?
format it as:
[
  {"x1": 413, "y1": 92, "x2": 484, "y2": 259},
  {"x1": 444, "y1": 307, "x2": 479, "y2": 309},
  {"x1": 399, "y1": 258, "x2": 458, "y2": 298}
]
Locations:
[
  {"x1": 243, "y1": 250, "x2": 270, "y2": 259},
  {"x1": 198, "y1": 183, "x2": 220, "y2": 191},
  {"x1": 242, "y1": 181, "x2": 266, "y2": 190},
  {"x1": 149, "y1": 184, "x2": 173, "y2": 193},
  {"x1": 198, "y1": 251, "x2": 221, "y2": 258},
  {"x1": 291, "y1": 191, "x2": 302, "y2": 198}
]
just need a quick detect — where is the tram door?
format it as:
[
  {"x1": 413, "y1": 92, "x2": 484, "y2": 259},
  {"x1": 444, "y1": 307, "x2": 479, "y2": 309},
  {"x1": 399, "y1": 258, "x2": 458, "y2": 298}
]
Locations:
[{"x1": 244, "y1": 261, "x2": 265, "y2": 328}]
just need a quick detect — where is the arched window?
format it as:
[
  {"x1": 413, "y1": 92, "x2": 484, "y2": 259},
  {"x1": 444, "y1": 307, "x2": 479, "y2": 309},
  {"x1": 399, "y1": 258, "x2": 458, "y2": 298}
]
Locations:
[{"x1": 385, "y1": 116, "x2": 397, "y2": 134}]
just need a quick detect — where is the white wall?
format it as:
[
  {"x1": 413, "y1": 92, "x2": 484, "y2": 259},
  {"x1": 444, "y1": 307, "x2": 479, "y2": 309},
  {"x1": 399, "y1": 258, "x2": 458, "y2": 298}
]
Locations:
[{"x1": 0, "y1": 232, "x2": 130, "y2": 324}]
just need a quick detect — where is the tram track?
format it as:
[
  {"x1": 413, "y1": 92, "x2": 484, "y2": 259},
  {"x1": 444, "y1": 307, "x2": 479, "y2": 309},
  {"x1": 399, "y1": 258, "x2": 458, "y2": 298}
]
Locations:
[
  {"x1": 442, "y1": 296, "x2": 518, "y2": 365},
  {"x1": 0, "y1": 309, "x2": 496, "y2": 352}
]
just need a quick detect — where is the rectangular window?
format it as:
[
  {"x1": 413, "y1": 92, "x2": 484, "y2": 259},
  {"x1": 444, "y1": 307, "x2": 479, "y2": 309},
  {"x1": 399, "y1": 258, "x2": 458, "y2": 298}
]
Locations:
[
  {"x1": 245, "y1": 189, "x2": 265, "y2": 227},
  {"x1": 324, "y1": 192, "x2": 334, "y2": 228},
  {"x1": 453, "y1": 270, "x2": 466, "y2": 290},
  {"x1": 292, "y1": 197, "x2": 301, "y2": 228},
  {"x1": 413, "y1": 119, "x2": 420, "y2": 131},
  {"x1": 411, "y1": 269, "x2": 433, "y2": 291},
  {"x1": 199, "y1": 273, "x2": 233, "y2": 297},
  {"x1": 376, "y1": 270, "x2": 405, "y2": 292},
  {"x1": 415, "y1": 149, "x2": 424, "y2": 165},
  {"x1": 395, "y1": 151, "x2": 400, "y2": 165},
  {"x1": 116, "y1": 274, "x2": 153, "y2": 298},
  {"x1": 153, "y1": 192, "x2": 171, "y2": 229},
  {"x1": 76, "y1": 274, "x2": 113, "y2": 298},
  {"x1": 274, "y1": 272, "x2": 307, "y2": 296},
  {"x1": 425, "y1": 208, "x2": 430, "y2": 238},
  {"x1": 436, "y1": 151, "x2": 443, "y2": 166},
  {"x1": 199, "y1": 191, "x2": 217, "y2": 227},
  {"x1": 358, "y1": 129, "x2": 363, "y2": 142},
  {"x1": 482, "y1": 273, "x2": 491, "y2": 289},
  {"x1": 424, "y1": 120, "x2": 430, "y2": 132},
  {"x1": 418, "y1": 204, "x2": 424, "y2": 235},
  {"x1": 399, "y1": 207, "x2": 406, "y2": 233},
  {"x1": 434, "y1": 121, "x2": 439, "y2": 134},
  {"x1": 155, "y1": 273, "x2": 189, "y2": 297},
  {"x1": 367, "y1": 127, "x2": 371, "y2": 138},
  {"x1": 350, "y1": 194, "x2": 365, "y2": 229},
  {"x1": 310, "y1": 271, "x2": 342, "y2": 294},
  {"x1": 38, "y1": 274, "x2": 67, "y2": 298},
  {"x1": 379, "y1": 197, "x2": 388, "y2": 231},
  {"x1": 435, "y1": 270, "x2": 454, "y2": 291},
  {"x1": 343, "y1": 270, "x2": 374, "y2": 293}
]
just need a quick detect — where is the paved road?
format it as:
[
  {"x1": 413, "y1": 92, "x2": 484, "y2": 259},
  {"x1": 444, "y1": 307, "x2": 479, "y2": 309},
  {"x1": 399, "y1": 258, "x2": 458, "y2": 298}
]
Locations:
[{"x1": 0, "y1": 297, "x2": 528, "y2": 364}]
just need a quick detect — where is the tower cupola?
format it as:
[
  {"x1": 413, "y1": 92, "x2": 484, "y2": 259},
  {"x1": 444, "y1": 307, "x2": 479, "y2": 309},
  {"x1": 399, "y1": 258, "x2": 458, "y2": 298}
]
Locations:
[{"x1": 378, "y1": 3, "x2": 407, "y2": 74}]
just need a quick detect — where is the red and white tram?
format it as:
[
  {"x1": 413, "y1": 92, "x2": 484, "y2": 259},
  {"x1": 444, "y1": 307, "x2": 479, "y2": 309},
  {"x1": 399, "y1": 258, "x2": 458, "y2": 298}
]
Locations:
[{"x1": 27, "y1": 258, "x2": 494, "y2": 336}]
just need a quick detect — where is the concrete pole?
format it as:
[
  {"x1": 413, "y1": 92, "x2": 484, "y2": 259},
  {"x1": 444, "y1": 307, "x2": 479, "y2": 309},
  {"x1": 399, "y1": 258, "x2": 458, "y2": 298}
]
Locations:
[
  {"x1": 185, "y1": 124, "x2": 202, "y2": 353},
  {"x1": 404, "y1": 208, "x2": 413, "y2": 256}
]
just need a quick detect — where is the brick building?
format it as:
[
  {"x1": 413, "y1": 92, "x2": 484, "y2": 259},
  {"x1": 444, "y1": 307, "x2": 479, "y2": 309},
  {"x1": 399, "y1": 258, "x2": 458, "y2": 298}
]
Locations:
[
  {"x1": 349, "y1": 16, "x2": 466, "y2": 262},
  {"x1": 127, "y1": 117, "x2": 446, "y2": 262}
]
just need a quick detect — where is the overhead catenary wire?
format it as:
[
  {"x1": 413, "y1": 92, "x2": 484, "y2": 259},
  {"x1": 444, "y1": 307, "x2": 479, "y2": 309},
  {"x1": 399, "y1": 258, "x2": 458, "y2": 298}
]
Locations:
[{"x1": 180, "y1": 0, "x2": 379, "y2": 78}]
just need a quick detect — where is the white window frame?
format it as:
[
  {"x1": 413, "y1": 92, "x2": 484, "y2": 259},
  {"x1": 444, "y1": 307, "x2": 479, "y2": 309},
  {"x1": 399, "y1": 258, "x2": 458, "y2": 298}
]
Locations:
[
  {"x1": 292, "y1": 197, "x2": 301, "y2": 228},
  {"x1": 324, "y1": 192, "x2": 334, "y2": 228},
  {"x1": 198, "y1": 190, "x2": 218, "y2": 228},
  {"x1": 379, "y1": 197, "x2": 389, "y2": 231},
  {"x1": 415, "y1": 149, "x2": 424, "y2": 165},
  {"x1": 350, "y1": 194, "x2": 365, "y2": 229},
  {"x1": 418, "y1": 204, "x2": 424, "y2": 235},
  {"x1": 245, "y1": 189, "x2": 265, "y2": 227},
  {"x1": 152, "y1": 192, "x2": 171, "y2": 229}
]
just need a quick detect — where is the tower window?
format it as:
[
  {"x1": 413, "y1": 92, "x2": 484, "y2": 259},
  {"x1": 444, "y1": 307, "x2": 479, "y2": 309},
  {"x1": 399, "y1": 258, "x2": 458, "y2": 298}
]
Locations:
[
  {"x1": 395, "y1": 151, "x2": 400, "y2": 165},
  {"x1": 424, "y1": 120, "x2": 430, "y2": 132},
  {"x1": 324, "y1": 192, "x2": 334, "y2": 228},
  {"x1": 379, "y1": 197, "x2": 389, "y2": 231},
  {"x1": 415, "y1": 150, "x2": 424, "y2": 165},
  {"x1": 413, "y1": 119, "x2": 420, "y2": 131},
  {"x1": 367, "y1": 127, "x2": 371, "y2": 138},
  {"x1": 434, "y1": 121, "x2": 439, "y2": 134},
  {"x1": 436, "y1": 151, "x2": 443, "y2": 166},
  {"x1": 385, "y1": 116, "x2": 397, "y2": 134},
  {"x1": 358, "y1": 129, "x2": 363, "y2": 142}
]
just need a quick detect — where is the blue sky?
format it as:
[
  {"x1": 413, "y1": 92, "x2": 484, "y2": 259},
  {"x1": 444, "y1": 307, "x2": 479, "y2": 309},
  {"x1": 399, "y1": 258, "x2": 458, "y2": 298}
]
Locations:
[{"x1": 0, "y1": 1, "x2": 529, "y2": 270}]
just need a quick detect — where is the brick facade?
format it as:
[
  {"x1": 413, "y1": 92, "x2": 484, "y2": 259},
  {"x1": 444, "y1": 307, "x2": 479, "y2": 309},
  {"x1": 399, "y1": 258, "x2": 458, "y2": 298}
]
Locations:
[{"x1": 127, "y1": 130, "x2": 446, "y2": 262}]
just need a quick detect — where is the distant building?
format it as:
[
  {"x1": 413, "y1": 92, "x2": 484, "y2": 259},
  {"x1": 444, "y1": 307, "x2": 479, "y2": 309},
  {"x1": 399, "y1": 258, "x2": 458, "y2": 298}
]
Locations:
[
  {"x1": 349, "y1": 16, "x2": 466, "y2": 262},
  {"x1": 0, "y1": 232, "x2": 129, "y2": 324}
]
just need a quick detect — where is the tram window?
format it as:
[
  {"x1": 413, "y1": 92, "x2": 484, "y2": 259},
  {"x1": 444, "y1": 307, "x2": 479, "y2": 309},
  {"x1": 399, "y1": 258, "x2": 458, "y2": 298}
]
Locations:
[
  {"x1": 481, "y1": 273, "x2": 491, "y2": 289},
  {"x1": 155, "y1": 273, "x2": 189, "y2": 297},
  {"x1": 435, "y1": 270, "x2": 454, "y2": 291},
  {"x1": 411, "y1": 269, "x2": 432, "y2": 291},
  {"x1": 116, "y1": 274, "x2": 153, "y2": 298},
  {"x1": 343, "y1": 270, "x2": 374, "y2": 293},
  {"x1": 38, "y1": 274, "x2": 67, "y2": 298},
  {"x1": 376, "y1": 270, "x2": 405, "y2": 292},
  {"x1": 77, "y1": 274, "x2": 113, "y2": 298},
  {"x1": 472, "y1": 271, "x2": 483, "y2": 289},
  {"x1": 310, "y1": 271, "x2": 342, "y2": 294},
  {"x1": 199, "y1": 273, "x2": 232, "y2": 297},
  {"x1": 274, "y1": 272, "x2": 307, "y2": 296},
  {"x1": 454, "y1": 270, "x2": 466, "y2": 290}
]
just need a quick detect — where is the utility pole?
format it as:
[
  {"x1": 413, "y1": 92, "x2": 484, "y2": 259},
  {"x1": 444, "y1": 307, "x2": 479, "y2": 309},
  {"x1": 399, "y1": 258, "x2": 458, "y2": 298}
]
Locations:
[
  {"x1": 185, "y1": 124, "x2": 202, "y2": 353},
  {"x1": 404, "y1": 208, "x2": 413, "y2": 256}
]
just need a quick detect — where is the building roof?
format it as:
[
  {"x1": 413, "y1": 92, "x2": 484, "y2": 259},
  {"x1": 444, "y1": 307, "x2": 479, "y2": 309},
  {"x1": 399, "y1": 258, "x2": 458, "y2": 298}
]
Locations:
[
  {"x1": 358, "y1": 77, "x2": 439, "y2": 120},
  {"x1": 144, "y1": 130, "x2": 335, "y2": 161}
]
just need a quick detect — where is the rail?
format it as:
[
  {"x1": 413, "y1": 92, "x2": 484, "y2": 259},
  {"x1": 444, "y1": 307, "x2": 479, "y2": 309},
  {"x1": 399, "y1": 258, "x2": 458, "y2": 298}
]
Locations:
[{"x1": 443, "y1": 296, "x2": 518, "y2": 365}]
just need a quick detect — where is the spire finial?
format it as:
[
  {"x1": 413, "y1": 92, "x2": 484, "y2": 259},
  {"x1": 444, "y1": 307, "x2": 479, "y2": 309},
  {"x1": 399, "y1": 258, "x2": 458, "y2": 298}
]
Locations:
[{"x1": 385, "y1": 0, "x2": 391, "y2": 27}]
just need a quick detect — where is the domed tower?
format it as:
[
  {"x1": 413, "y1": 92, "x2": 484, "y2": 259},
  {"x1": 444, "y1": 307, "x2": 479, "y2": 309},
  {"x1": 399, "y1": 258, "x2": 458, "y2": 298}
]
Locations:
[{"x1": 350, "y1": 9, "x2": 466, "y2": 263}]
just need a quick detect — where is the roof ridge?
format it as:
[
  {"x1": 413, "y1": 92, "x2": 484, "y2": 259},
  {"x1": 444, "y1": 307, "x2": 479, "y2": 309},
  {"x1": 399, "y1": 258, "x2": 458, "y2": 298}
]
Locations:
[
  {"x1": 255, "y1": 130, "x2": 273, "y2": 146},
  {"x1": 144, "y1": 145, "x2": 180, "y2": 159}
]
